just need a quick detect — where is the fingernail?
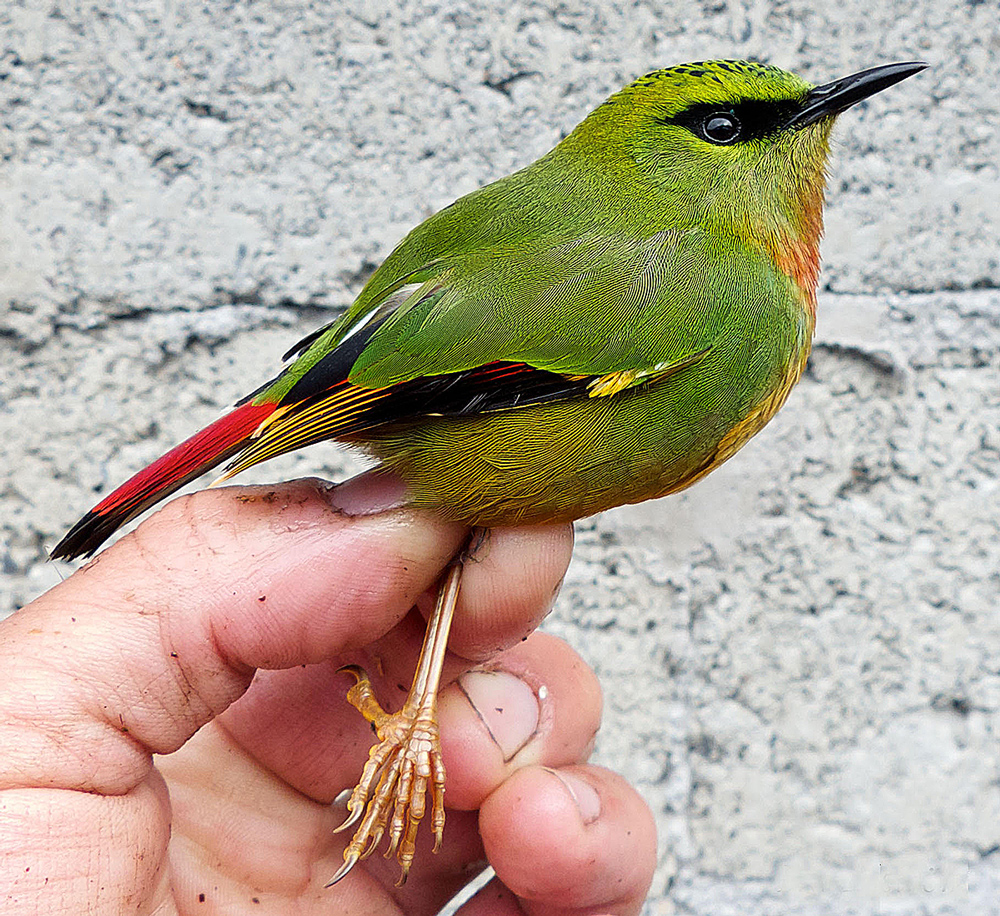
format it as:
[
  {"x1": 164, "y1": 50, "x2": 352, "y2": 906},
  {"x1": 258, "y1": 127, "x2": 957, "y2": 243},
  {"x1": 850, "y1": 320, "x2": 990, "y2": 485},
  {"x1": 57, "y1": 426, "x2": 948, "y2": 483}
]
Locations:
[
  {"x1": 543, "y1": 767, "x2": 601, "y2": 825},
  {"x1": 459, "y1": 670, "x2": 540, "y2": 761},
  {"x1": 327, "y1": 471, "x2": 410, "y2": 517}
]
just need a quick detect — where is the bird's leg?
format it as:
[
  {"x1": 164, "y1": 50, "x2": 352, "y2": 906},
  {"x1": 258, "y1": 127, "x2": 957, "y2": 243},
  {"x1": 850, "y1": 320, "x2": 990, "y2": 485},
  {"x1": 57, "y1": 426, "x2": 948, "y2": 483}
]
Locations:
[{"x1": 328, "y1": 550, "x2": 466, "y2": 887}]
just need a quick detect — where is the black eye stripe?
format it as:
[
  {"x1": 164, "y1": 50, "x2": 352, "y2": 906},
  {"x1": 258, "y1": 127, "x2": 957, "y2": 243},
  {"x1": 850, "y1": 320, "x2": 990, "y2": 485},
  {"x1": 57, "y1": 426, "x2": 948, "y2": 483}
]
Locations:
[{"x1": 662, "y1": 97, "x2": 804, "y2": 144}]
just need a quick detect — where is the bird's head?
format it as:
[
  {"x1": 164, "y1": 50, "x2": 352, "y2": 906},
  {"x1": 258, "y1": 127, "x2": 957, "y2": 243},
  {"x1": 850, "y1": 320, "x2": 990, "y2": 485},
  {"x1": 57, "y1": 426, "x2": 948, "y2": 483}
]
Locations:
[{"x1": 571, "y1": 59, "x2": 926, "y2": 295}]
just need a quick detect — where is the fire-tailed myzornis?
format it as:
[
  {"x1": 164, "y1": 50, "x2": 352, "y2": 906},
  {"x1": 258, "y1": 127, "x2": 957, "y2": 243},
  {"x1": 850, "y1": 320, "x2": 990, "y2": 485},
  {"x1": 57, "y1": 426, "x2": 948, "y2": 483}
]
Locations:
[{"x1": 53, "y1": 59, "x2": 926, "y2": 884}]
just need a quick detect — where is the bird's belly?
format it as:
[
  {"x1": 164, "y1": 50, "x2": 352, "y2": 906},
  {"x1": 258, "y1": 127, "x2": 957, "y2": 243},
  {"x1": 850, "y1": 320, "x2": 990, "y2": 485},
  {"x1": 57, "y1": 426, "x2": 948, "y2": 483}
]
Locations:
[{"x1": 361, "y1": 344, "x2": 809, "y2": 527}]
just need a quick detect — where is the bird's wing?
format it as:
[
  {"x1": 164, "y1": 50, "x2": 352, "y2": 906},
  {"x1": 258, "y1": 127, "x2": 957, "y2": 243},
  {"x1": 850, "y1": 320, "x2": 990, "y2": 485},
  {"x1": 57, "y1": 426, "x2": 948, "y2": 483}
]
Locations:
[
  {"x1": 359, "y1": 229, "x2": 728, "y2": 382},
  {"x1": 286, "y1": 228, "x2": 752, "y2": 386},
  {"x1": 221, "y1": 229, "x2": 765, "y2": 476}
]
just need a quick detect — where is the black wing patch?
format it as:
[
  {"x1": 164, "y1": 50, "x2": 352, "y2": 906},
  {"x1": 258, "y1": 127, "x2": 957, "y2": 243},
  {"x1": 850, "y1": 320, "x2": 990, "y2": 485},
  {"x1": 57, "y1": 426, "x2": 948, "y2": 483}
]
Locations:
[
  {"x1": 234, "y1": 315, "x2": 388, "y2": 408},
  {"x1": 346, "y1": 361, "x2": 592, "y2": 426},
  {"x1": 283, "y1": 316, "x2": 389, "y2": 404},
  {"x1": 219, "y1": 361, "x2": 596, "y2": 478}
]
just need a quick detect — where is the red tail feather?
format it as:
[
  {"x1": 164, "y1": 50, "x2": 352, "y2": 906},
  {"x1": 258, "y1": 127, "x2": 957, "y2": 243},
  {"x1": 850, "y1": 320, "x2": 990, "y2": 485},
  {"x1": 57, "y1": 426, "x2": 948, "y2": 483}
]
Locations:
[{"x1": 51, "y1": 400, "x2": 277, "y2": 560}]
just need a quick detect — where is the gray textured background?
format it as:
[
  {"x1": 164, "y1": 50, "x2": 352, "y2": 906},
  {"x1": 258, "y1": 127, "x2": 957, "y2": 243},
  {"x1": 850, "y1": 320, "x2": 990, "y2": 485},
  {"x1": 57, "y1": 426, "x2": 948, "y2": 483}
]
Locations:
[{"x1": 3, "y1": 2, "x2": 999, "y2": 914}]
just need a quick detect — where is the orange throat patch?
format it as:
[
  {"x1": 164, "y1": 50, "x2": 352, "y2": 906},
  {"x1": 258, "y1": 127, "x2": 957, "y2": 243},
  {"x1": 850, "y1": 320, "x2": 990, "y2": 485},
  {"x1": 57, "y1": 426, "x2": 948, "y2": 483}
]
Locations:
[{"x1": 770, "y1": 232, "x2": 821, "y2": 320}]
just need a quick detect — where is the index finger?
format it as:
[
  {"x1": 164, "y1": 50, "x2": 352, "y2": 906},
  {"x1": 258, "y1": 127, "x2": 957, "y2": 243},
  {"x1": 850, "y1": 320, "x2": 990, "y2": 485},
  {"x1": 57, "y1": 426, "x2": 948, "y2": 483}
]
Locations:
[{"x1": 0, "y1": 476, "x2": 465, "y2": 797}]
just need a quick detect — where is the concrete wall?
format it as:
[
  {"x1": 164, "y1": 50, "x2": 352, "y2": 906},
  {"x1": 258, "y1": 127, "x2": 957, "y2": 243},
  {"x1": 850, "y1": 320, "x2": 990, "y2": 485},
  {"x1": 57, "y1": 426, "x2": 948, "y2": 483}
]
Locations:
[{"x1": 3, "y1": 2, "x2": 998, "y2": 913}]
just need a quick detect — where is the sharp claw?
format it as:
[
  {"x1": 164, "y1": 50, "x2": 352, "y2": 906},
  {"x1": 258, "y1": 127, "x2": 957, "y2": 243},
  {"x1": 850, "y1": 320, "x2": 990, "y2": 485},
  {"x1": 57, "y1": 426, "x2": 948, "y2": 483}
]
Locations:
[
  {"x1": 360, "y1": 825, "x2": 384, "y2": 860},
  {"x1": 332, "y1": 804, "x2": 363, "y2": 834},
  {"x1": 329, "y1": 557, "x2": 465, "y2": 889},
  {"x1": 326, "y1": 850, "x2": 361, "y2": 886}
]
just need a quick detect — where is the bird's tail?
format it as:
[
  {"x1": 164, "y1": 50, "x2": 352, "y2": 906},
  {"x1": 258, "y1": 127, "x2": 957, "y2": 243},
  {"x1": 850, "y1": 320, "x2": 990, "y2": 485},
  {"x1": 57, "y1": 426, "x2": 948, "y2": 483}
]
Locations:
[{"x1": 51, "y1": 400, "x2": 278, "y2": 560}]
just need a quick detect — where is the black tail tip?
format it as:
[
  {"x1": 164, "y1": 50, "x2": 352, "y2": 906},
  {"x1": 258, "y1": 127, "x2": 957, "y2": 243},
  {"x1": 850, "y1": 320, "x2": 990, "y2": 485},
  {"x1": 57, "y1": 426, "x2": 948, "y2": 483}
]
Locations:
[{"x1": 50, "y1": 510, "x2": 119, "y2": 561}]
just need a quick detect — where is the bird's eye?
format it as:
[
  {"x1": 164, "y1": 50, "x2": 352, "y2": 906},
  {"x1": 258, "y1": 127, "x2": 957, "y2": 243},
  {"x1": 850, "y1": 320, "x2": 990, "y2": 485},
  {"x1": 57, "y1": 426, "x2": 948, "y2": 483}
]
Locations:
[{"x1": 702, "y1": 112, "x2": 740, "y2": 144}]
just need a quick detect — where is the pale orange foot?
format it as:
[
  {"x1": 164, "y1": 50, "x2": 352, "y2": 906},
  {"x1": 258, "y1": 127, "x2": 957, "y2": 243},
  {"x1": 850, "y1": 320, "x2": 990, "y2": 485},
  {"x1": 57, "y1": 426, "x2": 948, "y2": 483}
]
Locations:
[
  {"x1": 328, "y1": 558, "x2": 464, "y2": 886},
  {"x1": 327, "y1": 666, "x2": 447, "y2": 886}
]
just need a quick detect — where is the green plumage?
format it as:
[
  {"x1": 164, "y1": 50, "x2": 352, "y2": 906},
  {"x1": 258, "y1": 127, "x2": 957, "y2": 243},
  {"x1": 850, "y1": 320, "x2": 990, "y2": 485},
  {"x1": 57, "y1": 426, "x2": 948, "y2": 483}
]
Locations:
[
  {"x1": 346, "y1": 231, "x2": 809, "y2": 523},
  {"x1": 245, "y1": 59, "x2": 848, "y2": 522},
  {"x1": 270, "y1": 61, "x2": 821, "y2": 394},
  {"x1": 54, "y1": 59, "x2": 925, "y2": 560}
]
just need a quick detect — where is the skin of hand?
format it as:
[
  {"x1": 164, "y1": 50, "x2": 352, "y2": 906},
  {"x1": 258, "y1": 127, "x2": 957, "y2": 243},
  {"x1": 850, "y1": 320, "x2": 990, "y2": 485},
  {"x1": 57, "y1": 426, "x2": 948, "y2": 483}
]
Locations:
[{"x1": 0, "y1": 473, "x2": 657, "y2": 916}]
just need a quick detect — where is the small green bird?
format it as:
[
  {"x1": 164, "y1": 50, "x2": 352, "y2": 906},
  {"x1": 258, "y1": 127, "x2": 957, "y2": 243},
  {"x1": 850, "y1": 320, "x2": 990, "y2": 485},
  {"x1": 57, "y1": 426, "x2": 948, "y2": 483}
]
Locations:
[{"x1": 53, "y1": 59, "x2": 925, "y2": 883}]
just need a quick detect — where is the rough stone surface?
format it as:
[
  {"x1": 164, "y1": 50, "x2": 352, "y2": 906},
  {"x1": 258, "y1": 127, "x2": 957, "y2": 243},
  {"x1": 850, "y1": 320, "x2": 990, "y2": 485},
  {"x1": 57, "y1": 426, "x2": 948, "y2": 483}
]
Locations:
[{"x1": 3, "y1": 3, "x2": 999, "y2": 914}]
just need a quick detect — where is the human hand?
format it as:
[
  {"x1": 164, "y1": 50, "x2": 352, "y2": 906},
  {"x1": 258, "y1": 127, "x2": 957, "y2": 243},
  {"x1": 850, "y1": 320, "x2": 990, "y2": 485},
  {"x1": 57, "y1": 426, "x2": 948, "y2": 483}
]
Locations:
[{"x1": 1, "y1": 476, "x2": 656, "y2": 915}]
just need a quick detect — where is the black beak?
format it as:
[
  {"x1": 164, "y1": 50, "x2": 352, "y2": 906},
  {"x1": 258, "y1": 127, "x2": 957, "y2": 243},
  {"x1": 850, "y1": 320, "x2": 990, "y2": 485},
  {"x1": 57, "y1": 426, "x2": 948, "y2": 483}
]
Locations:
[{"x1": 786, "y1": 61, "x2": 927, "y2": 130}]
